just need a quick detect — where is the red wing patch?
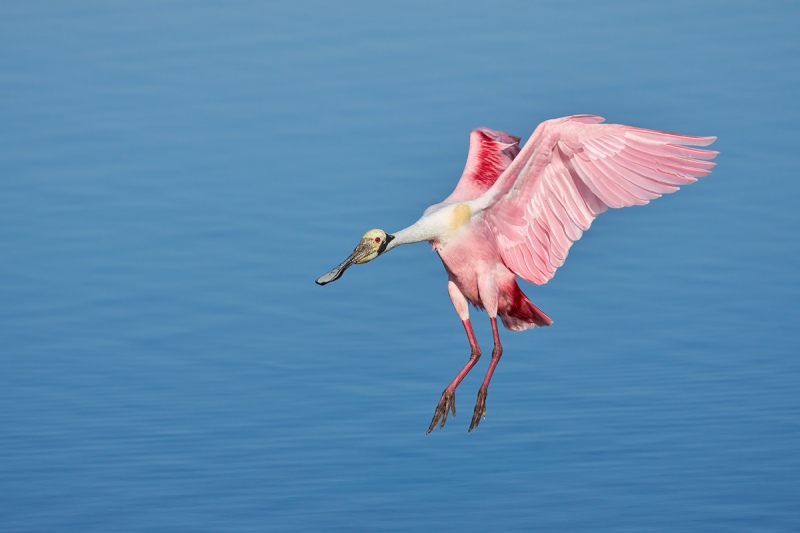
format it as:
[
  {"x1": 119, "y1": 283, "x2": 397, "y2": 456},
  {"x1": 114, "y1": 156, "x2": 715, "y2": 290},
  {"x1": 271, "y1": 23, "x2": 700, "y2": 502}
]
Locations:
[{"x1": 445, "y1": 128, "x2": 521, "y2": 203}]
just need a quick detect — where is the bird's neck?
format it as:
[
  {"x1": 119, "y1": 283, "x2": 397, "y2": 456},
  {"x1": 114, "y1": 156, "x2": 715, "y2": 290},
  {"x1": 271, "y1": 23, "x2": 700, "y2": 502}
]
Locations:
[
  {"x1": 387, "y1": 202, "x2": 478, "y2": 252},
  {"x1": 386, "y1": 220, "x2": 439, "y2": 251}
]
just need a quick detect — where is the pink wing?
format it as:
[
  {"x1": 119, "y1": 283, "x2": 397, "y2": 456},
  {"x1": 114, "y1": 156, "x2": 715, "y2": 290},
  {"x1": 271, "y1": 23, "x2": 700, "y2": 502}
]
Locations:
[
  {"x1": 483, "y1": 115, "x2": 718, "y2": 285},
  {"x1": 445, "y1": 127, "x2": 521, "y2": 203}
]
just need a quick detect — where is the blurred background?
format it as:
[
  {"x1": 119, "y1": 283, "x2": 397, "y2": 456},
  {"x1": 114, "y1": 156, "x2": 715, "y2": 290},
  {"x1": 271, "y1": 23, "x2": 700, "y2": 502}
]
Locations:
[{"x1": 1, "y1": 1, "x2": 798, "y2": 531}]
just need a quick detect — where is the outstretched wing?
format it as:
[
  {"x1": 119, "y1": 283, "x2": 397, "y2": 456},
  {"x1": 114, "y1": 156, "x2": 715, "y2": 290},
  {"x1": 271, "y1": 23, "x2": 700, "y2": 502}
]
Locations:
[
  {"x1": 445, "y1": 127, "x2": 521, "y2": 203},
  {"x1": 482, "y1": 115, "x2": 718, "y2": 285}
]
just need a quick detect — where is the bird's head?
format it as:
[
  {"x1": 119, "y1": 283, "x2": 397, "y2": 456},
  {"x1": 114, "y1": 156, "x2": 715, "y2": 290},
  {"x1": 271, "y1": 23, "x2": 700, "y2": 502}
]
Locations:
[{"x1": 315, "y1": 229, "x2": 395, "y2": 285}]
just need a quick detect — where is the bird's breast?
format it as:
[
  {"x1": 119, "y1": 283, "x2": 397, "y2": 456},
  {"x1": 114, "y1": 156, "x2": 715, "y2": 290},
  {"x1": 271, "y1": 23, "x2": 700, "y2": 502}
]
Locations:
[
  {"x1": 435, "y1": 220, "x2": 503, "y2": 308},
  {"x1": 447, "y1": 203, "x2": 472, "y2": 237}
]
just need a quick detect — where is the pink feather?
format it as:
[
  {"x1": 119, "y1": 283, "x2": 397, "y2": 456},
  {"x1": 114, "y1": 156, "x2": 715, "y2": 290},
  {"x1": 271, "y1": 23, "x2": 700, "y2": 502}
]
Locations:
[{"x1": 483, "y1": 115, "x2": 718, "y2": 285}]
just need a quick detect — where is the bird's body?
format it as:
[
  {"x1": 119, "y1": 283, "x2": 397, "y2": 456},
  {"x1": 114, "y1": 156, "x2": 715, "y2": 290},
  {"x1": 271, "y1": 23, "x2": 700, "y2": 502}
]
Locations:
[
  {"x1": 317, "y1": 115, "x2": 717, "y2": 433},
  {"x1": 435, "y1": 213, "x2": 553, "y2": 331}
]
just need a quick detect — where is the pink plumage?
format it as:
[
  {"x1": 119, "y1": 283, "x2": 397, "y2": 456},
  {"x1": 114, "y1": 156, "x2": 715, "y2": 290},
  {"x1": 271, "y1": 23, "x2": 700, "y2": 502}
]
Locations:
[
  {"x1": 473, "y1": 115, "x2": 716, "y2": 286},
  {"x1": 445, "y1": 128, "x2": 521, "y2": 202},
  {"x1": 316, "y1": 115, "x2": 717, "y2": 433}
]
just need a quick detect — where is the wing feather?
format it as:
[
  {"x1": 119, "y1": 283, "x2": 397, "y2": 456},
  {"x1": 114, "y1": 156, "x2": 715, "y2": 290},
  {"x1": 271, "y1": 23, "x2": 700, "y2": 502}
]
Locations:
[
  {"x1": 483, "y1": 116, "x2": 717, "y2": 285},
  {"x1": 445, "y1": 128, "x2": 521, "y2": 202}
]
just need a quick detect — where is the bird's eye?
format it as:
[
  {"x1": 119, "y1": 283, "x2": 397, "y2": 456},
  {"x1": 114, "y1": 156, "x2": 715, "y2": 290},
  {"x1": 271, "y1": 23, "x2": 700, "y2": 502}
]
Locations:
[{"x1": 375, "y1": 237, "x2": 381, "y2": 243}]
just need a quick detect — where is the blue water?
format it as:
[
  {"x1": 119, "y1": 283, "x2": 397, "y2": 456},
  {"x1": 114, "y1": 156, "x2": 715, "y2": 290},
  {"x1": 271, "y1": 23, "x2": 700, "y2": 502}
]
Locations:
[{"x1": 1, "y1": 1, "x2": 799, "y2": 531}]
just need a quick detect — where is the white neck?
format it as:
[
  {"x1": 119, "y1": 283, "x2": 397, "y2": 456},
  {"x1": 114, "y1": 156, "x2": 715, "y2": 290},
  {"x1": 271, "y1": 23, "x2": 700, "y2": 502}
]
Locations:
[
  {"x1": 384, "y1": 201, "x2": 476, "y2": 252},
  {"x1": 385, "y1": 219, "x2": 439, "y2": 252}
]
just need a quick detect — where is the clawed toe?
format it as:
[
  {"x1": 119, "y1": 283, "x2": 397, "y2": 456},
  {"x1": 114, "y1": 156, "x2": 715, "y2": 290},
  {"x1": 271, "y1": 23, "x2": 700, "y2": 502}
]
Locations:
[
  {"x1": 426, "y1": 389, "x2": 456, "y2": 434},
  {"x1": 427, "y1": 387, "x2": 490, "y2": 433},
  {"x1": 468, "y1": 387, "x2": 488, "y2": 432}
]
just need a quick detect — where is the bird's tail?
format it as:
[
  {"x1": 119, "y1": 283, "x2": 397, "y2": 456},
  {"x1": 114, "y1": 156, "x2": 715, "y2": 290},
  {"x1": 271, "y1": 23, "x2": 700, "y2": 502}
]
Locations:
[{"x1": 499, "y1": 284, "x2": 553, "y2": 331}]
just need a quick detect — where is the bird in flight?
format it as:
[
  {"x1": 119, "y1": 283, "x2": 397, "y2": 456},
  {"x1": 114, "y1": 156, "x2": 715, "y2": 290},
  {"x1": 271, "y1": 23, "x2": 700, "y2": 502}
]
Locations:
[{"x1": 316, "y1": 115, "x2": 717, "y2": 433}]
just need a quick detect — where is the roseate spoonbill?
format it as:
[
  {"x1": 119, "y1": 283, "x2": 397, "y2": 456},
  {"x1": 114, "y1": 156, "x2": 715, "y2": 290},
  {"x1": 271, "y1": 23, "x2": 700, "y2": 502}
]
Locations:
[{"x1": 316, "y1": 115, "x2": 717, "y2": 433}]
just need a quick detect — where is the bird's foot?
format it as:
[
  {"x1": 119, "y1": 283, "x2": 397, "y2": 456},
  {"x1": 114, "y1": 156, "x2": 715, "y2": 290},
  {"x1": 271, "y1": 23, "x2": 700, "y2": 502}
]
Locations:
[
  {"x1": 426, "y1": 389, "x2": 456, "y2": 434},
  {"x1": 468, "y1": 387, "x2": 488, "y2": 432}
]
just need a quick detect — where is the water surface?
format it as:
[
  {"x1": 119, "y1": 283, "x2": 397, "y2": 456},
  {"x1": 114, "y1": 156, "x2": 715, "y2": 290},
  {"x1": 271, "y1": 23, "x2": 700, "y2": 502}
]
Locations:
[{"x1": 1, "y1": 1, "x2": 799, "y2": 531}]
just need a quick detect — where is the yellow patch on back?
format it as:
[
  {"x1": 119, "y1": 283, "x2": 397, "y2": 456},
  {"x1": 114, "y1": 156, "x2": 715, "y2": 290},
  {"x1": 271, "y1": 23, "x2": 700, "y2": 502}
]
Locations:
[{"x1": 449, "y1": 203, "x2": 472, "y2": 235}]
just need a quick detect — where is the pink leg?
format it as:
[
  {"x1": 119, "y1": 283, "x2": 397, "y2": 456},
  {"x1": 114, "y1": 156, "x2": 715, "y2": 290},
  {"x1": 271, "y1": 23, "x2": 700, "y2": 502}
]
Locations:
[
  {"x1": 468, "y1": 317, "x2": 503, "y2": 432},
  {"x1": 426, "y1": 319, "x2": 481, "y2": 434}
]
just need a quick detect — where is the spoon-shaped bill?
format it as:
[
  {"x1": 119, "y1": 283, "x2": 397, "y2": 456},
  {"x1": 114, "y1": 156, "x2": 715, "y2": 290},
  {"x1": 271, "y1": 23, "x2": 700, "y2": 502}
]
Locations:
[
  {"x1": 315, "y1": 260, "x2": 350, "y2": 285},
  {"x1": 315, "y1": 241, "x2": 372, "y2": 285}
]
